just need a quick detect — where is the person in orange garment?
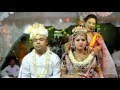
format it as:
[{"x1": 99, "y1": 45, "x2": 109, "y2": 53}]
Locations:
[
  {"x1": 84, "y1": 14, "x2": 117, "y2": 78},
  {"x1": 18, "y1": 37, "x2": 28, "y2": 65}
]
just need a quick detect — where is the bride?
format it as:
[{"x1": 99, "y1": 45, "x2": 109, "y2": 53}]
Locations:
[{"x1": 61, "y1": 31, "x2": 104, "y2": 78}]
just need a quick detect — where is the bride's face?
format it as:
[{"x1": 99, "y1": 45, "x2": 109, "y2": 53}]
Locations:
[{"x1": 74, "y1": 34, "x2": 87, "y2": 50}]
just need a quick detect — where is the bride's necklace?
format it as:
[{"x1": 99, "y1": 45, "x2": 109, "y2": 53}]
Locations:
[
  {"x1": 32, "y1": 48, "x2": 50, "y2": 78},
  {"x1": 73, "y1": 51, "x2": 87, "y2": 61},
  {"x1": 68, "y1": 50, "x2": 94, "y2": 67}
]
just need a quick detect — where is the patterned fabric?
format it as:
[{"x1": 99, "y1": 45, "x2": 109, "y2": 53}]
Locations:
[
  {"x1": 62, "y1": 32, "x2": 118, "y2": 78},
  {"x1": 61, "y1": 53, "x2": 99, "y2": 78}
]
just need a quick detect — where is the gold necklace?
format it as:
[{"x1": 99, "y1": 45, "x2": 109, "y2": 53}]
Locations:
[
  {"x1": 32, "y1": 48, "x2": 50, "y2": 78},
  {"x1": 73, "y1": 51, "x2": 87, "y2": 61}
]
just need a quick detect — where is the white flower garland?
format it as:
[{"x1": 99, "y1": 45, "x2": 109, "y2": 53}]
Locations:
[
  {"x1": 68, "y1": 50, "x2": 94, "y2": 67},
  {"x1": 72, "y1": 26, "x2": 87, "y2": 33},
  {"x1": 32, "y1": 47, "x2": 50, "y2": 78}
]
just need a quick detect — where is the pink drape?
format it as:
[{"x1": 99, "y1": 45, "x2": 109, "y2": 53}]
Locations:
[{"x1": 96, "y1": 33, "x2": 117, "y2": 78}]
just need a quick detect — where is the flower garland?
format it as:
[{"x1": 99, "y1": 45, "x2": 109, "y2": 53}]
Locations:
[
  {"x1": 68, "y1": 50, "x2": 94, "y2": 67},
  {"x1": 72, "y1": 26, "x2": 87, "y2": 33},
  {"x1": 32, "y1": 47, "x2": 50, "y2": 78}
]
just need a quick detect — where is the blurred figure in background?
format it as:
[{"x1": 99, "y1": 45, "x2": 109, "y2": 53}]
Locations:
[
  {"x1": 112, "y1": 48, "x2": 120, "y2": 77},
  {"x1": 0, "y1": 58, "x2": 19, "y2": 78},
  {"x1": 18, "y1": 37, "x2": 28, "y2": 65}
]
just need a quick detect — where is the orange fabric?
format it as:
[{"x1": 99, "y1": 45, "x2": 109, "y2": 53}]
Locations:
[
  {"x1": 18, "y1": 42, "x2": 28, "y2": 64},
  {"x1": 89, "y1": 33, "x2": 102, "y2": 47}
]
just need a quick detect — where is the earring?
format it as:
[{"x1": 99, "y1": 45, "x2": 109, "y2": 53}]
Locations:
[
  {"x1": 71, "y1": 42, "x2": 75, "y2": 48},
  {"x1": 71, "y1": 43, "x2": 76, "y2": 51}
]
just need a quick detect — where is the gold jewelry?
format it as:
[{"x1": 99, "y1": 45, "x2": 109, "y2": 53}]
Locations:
[{"x1": 74, "y1": 51, "x2": 87, "y2": 61}]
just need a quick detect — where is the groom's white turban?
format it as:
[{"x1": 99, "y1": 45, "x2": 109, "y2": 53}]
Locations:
[{"x1": 24, "y1": 23, "x2": 48, "y2": 40}]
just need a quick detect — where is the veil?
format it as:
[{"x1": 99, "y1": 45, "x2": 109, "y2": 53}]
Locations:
[{"x1": 97, "y1": 35, "x2": 118, "y2": 78}]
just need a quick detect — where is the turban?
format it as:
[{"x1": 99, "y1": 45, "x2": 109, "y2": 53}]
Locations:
[{"x1": 24, "y1": 23, "x2": 48, "y2": 40}]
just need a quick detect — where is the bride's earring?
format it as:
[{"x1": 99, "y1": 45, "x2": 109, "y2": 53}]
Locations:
[{"x1": 71, "y1": 42, "x2": 76, "y2": 50}]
